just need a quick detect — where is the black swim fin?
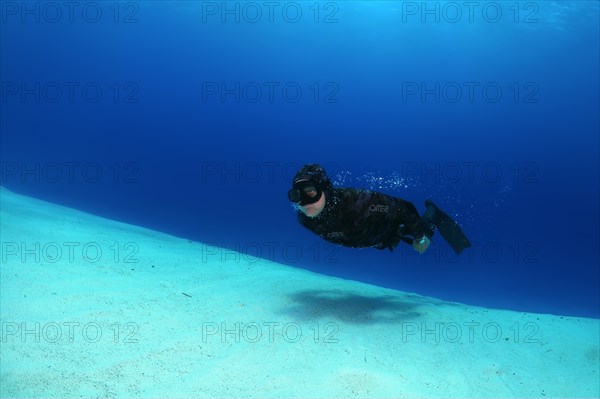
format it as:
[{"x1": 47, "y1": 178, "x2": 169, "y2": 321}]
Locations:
[{"x1": 423, "y1": 199, "x2": 471, "y2": 255}]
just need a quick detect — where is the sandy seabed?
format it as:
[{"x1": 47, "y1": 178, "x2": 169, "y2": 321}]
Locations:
[{"x1": 1, "y1": 186, "x2": 598, "y2": 398}]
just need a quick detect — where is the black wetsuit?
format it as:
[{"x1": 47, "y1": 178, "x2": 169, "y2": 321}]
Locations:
[{"x1": 297, "y1": 188, "x2": 435, "y2": 251}]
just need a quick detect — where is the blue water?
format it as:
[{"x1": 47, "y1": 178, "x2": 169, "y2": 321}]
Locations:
[{"x1": 1, "y1": 1, "x2": 598, "y2": 318}]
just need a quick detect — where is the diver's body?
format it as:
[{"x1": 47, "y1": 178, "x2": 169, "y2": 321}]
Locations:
[
  {"x1": 297, "y1": 187, "x2": 433, "y2": 251},
  {"x1": 288, "y1": 164, "x2": 471, "y2": 254}
]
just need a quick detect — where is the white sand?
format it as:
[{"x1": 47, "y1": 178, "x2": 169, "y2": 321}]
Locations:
[{"x1": 1, "y1": 186, "x2": 598, "y2": 398}]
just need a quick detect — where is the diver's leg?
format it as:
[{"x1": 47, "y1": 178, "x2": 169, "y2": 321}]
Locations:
[
  {"x1": 423, "y1": 199, "x2": 471, "y2": 255},
  {"x1": 422, "y1": 199, "x2": 437, "y2": 224},
  {"x1": 421, "y1": 200, "x2": 437, "y2": 237}
]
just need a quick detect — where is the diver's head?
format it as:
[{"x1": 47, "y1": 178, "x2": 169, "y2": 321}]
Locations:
[{"x1": 288, "y1": 164, "x2": 332, "y2": 217}]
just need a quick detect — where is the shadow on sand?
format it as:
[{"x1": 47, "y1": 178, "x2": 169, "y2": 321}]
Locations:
[{"x1": 278, "y1": 289, "x2": 425, "y2": 324}]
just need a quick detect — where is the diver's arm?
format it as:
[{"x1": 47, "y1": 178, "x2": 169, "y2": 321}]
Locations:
[
  {"x1": 344, "y1": 189, "x2": 430, "y2": 245},
  {"x1": 389, "y1": 198, "x2": 433, "y2": 253},
  {"x1": 390, "y1": 197, "x2": 434, "y2": 240}
]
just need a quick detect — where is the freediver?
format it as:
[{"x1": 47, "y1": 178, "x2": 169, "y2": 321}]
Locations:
[{"x1": 287, "y1": 164, "x2": 471, "y2": 254}]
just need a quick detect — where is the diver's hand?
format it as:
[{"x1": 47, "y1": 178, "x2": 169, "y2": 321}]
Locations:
[{"x1": 412, "y1": 235, "x2": 431, "y2": 254}]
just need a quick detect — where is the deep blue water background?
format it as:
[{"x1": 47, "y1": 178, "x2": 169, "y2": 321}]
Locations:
[{"x1": 1, "y1": 1, "x2": 598, "y2": 318}]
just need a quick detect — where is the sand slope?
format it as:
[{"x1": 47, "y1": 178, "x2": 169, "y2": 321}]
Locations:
[{"x1": 1, "y1": 186, "x2": 598, "y2": 398}]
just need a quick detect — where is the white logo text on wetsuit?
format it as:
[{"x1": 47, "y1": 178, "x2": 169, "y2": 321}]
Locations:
[
  {"x1": 326, "y1": 231, "x2": 345, "y2": 238},
  {"x1": 369, "y1": 204, "x2": 389, "y2": 212}
]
